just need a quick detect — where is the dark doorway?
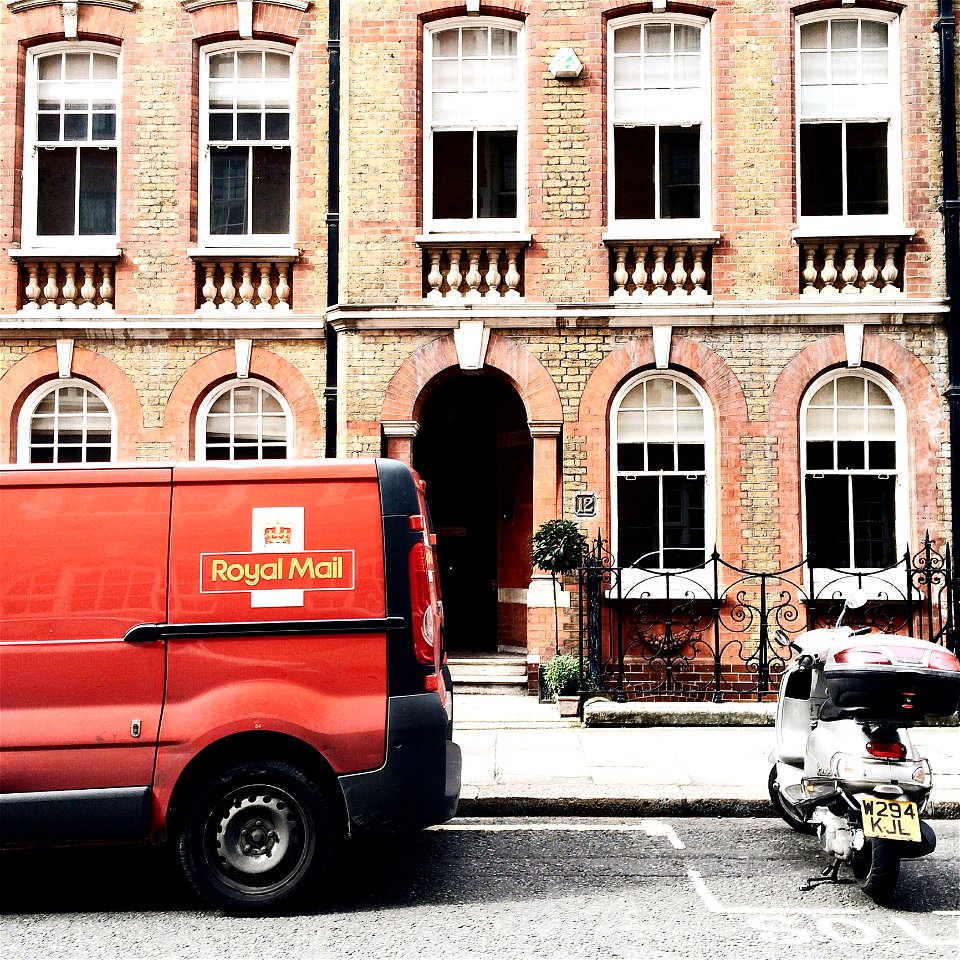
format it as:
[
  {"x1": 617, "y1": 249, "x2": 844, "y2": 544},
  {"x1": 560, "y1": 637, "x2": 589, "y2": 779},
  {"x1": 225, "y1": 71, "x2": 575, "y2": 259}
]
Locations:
[{"x1": 413, "y1": 374, "x2": 531, "y2": 653}]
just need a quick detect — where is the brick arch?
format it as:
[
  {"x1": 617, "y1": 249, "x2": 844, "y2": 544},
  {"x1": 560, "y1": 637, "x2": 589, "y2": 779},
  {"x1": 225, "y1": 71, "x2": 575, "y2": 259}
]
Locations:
[
  {"x1": 380, "y1": 332, "x2": 562, "y2": 426},
  {"x1": 416, "y1": 1, "x2": 530, "y2": 20},
  {"x1": 575, "y1": 334, "x2": 751, "y2": 562},
  {"x1": 164, "y1": 347, "x2": 322, "y2": 459},
  {"x1": 770, "y1": 333, "x2": 948, "y2": 552},
  {"x1": 7, "y1": 5, "x2": 132, "y2": 43},
  {"x1": 0, "y1": 346, "x2": 144, "y2": 462},
  {"x1": 602, "y1": 1, "x2": 717, "y2": 19},
  {"x1": 186, "y1": 1, "x2": 308, "y2": 41}
]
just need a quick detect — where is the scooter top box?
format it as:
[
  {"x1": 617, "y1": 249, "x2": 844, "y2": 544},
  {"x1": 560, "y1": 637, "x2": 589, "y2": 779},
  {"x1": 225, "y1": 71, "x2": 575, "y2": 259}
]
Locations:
[{"x1": 823, "y1": 636, "x2": 960, "y2": 720}]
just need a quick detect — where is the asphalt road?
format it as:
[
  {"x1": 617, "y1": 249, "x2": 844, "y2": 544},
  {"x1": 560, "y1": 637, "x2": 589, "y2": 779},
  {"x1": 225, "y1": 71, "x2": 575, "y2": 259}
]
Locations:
[{"x1": 2, "y1": 817, "x2": 958, "y2": 959}]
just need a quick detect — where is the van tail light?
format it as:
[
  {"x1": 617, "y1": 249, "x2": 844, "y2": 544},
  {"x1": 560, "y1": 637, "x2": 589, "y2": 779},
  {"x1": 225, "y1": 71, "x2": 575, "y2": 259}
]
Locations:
[
  {"x1": 408, "y1": 539, "x2": 437, "y2": 665},
  {"x1": 866, "y1": 740, "x2": 907, "y2": 761}
]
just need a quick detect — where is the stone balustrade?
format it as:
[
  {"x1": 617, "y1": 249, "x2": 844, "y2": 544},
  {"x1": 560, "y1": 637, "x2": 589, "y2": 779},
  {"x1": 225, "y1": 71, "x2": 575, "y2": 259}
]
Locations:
[
  {"x1": 798, "y1": 238, "x2": 908, "y2": 297},
  {"x1": 196, "y1": 259, "x2": 293, "y2": 312},
  {"x1": 606, "y1": 240, "x2": 714, "y2": 301},
  {"x1": 18, "y1": 259, "x2": 117, "y2": 312},
  {"x1": 419, "y1": 240, "x2": 528, "y2": 302}
]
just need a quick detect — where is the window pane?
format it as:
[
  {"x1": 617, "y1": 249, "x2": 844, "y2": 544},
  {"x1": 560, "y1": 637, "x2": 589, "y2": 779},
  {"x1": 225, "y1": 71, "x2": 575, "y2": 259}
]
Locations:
[
  {"x1": 78, "y1": 148, "x2": 117, "y2": 234},
  {"x1": 432, "y1": 131, "x2": 473, "y2": 219},
  {"x1": 92, "y1": 54, "x2": 117, "y2": 80},
  {"x1": 614, "y1": 127, "x2": 655, "y2": 219},
  {"x1": 836, "y1": 440, "x2": 865, "y2": 469},
  {"x1": 647, "y1": 443, "x2": 674, "y2": 470},
  {"x1": 477, "y1": 131, "x2": 516, "y2": 218},
  {"x1": 617, "y1": 409, "x2": 645, "y2": 443},
  {"x1": 806, "y1": 440, "x2": 834, "y2": 470},
  {"x1": 433, "y1": 29, "x2": 459, "y2": 58},
  {"x1": 618, "y1": 443, "x2": 645, "y2": 471},
  {"x1": 662, "y1": 476, "x2": 705, "y2": 568},
  {"x1": 800, "y1": 123, "x2": 843, "y2": 216},
  {"x1": 800, "y1": 21, "x2": 827, "y2": 50},
  {"x1": 614, "y1": 25, "x2": 642, "y2": 54},
  {"x1": 64, "y1": 113, "x2": 88, "y2": 140},
  {"x1": 852, "y1": 475, "x2": 895, "y2": 567},
  {"x1": 675, "y1": 25, "x2": 701, "y2": 53},
  {"x1": 265, "y1": 112, "x2": 289, "y2": 140},
  {"x1": 210, "y1": 146, "x2": 248, "y2": 234},
  {"x1": 806, "y1": 474, "x2": 850, "y2": 567},
  {"x1": 645, "y1": 24, "x2": 671, "y2": 54},
  {"x1": 251, "y1": 146, "x2": 290, "y2": 234},
  {"x1": 869, "y1": 440, "x2": 896, "y2": 470},
  {"x1": 237, "y1": 112, "x2": 261, "y2": 140},
  {"x1": 846, "y1": 122, "x2": 888, "y2": 215},
  {"x1": 37, "y1": 148, "x2": 76, "y2": 235},
  {"x1": 64, "y1": 53, "x2": 90, "y2": 80},
  {"x1": 832, "y1": 20, "x2": 858, "y2": 48},
  {"x1": 617, "y1": 475, "x2": 659, "y2": 567},
  {"x1": 660, "y1": 126, "x2": 700, "y2": 218}
]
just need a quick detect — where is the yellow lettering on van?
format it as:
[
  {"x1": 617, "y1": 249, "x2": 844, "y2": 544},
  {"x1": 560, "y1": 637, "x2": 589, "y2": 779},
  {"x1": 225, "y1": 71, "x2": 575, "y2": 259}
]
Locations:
[
  {"x1": 211, "y1": 559, "x2": 228, "y2": 581},
  {"x1": 289, "y1": 556, "x2": 315, "y2": 581}
]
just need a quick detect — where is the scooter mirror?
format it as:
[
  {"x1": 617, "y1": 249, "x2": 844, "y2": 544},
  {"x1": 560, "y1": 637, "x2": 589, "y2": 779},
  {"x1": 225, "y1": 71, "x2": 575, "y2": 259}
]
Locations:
[{"x1": 846, "y1": 588, "x2": 869, "y2": 611}]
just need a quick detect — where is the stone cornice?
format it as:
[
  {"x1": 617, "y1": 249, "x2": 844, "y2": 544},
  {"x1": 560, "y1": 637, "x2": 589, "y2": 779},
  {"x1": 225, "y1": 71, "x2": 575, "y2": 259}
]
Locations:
[
  {"x1": 180, "y1": 0, "x2": 310, "y2": 13},
  {"x1": 6, "y1": 0, "x2": 135, "y2": 12}
]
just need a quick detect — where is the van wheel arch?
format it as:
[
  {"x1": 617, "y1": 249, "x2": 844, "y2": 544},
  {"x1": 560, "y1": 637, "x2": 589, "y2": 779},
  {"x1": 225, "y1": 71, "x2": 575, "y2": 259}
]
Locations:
[{"x1": 166, "y1": 732, "x2": 346, "y2": 841}]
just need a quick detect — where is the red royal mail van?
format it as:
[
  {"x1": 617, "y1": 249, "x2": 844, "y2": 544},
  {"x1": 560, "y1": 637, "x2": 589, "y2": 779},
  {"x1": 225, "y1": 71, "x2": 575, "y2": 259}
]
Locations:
[{"x1": 0, "y1": 459, "x2": 460, "y2": 913}]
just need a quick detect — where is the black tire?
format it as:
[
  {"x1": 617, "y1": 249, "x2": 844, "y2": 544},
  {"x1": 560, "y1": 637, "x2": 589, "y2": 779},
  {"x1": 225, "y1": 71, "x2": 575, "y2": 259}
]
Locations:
[
  {"x1": 852, "y1": 838, "x2": 901, "y2": 902},
  {"x1": 767, "y1": 764, "x2": 817, "y2": 835},
  {"x1": 178, "y1": 760, "x2": 337, "y2": 914}
]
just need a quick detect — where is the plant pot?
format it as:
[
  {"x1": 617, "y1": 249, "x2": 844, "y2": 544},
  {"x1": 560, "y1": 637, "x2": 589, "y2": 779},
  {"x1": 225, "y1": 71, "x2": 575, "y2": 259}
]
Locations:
[{"x1": 557, "y1": 695, "x2": 580, "y2": 717}]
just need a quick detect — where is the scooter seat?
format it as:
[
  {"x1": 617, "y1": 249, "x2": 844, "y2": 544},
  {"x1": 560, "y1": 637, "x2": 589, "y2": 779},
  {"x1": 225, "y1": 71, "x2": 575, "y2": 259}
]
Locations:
[{"x1": 818, "y1": 698, "x2": 846, "y2": 721}]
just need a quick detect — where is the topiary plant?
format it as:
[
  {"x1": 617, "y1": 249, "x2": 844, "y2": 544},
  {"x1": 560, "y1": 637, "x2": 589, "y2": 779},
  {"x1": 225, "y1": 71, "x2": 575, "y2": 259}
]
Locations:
[
  {"x1": 544, "y1": 653, "x2": 581, "y2": 698},
  {"x1": 530, "y1": 518, "x2": 588, "y2": 654}
]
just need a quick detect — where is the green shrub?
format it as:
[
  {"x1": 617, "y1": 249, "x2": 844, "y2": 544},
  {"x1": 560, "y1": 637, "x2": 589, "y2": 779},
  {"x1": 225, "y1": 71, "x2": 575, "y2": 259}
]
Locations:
[{"x1": 544, "y1": 654, "x2": 581, "y2": 698}]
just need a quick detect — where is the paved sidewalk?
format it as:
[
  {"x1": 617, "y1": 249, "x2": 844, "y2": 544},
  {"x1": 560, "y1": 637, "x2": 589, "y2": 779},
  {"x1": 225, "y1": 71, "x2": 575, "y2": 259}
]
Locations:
[{"x1": 452, "y1": 694, "x2": 960, "y2": 818}]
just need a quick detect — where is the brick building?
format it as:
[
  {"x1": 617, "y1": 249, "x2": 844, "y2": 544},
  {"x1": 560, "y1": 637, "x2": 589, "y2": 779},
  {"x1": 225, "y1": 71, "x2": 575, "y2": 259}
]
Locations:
[{"x1": 2, "y1": 1, "x2": 958, "y2": 685}]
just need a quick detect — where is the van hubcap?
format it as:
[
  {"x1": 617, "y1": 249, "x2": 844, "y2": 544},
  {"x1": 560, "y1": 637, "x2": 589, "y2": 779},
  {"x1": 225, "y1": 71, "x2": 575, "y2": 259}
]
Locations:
[{"x1": 215, "y1": 790, "x2": 304, "y2": 877}]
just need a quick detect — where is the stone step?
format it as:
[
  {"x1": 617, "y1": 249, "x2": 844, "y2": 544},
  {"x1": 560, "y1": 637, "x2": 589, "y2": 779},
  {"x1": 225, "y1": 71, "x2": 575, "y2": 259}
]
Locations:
[{"x1": 448, "y1": 656, "x2": 529, "y2": 696}]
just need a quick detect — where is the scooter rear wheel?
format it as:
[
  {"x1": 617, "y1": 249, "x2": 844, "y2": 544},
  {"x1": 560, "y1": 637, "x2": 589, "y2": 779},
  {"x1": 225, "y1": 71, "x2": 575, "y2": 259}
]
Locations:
[
  {"x1": 767, "y1": 765, "x2": 817, "y2": 835},
  {"x1": 852, "y1": 838, "x2": 901, "y2": 902}
]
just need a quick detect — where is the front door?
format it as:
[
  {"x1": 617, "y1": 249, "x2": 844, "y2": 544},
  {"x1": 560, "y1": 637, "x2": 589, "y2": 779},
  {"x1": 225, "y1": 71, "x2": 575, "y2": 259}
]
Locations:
[{"x1": 413, "y1": 375, "x2": 530, "y2": 653}]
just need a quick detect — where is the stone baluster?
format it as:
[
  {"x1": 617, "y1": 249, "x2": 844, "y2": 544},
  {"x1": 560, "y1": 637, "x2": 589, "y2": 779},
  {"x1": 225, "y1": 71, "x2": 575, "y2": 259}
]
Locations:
[
  {"x1": 631, "y1": 245, "x2": 648, "y2": 298},
  {"x1": 79, "y1": 262, "x2": 97, "y2": 312},
  {"x1": 465, "y1": 248, "x2": 483, "y2": 301},
  {"x1": 98, "y1": 263, "x2": 114, "y2": 311},
  {"x1": 426, "y1": 250, "x2": 444, "y2": 301},
  {"x1": 801, "y1": 243, "x2": 819, "y2": 296},
  {"x1": 200, "y1": 261, "x2": 218, "y2": 312},
  {"x1": 820, "y1": 244, "x2": 839, "y2": 296},
  {"x1": 504, "y1": 245, "x2": 521, "y2": 299},
  {"x1": 219, "y1": 262, "x2": 237, "y2": 310},
  {"x1": 690, "y1": 244, "x2": 708, "y2": 300},
  {"x1": 612, "y1": 244, "x2": 630, "y2": 300},
  {"x1": 275, "y1": 264, "x2": 291, "y2": 310},
  {"x1": 841, "y1": 242, "x2": 861, "y2": 294},
  {"x1": 256, "y1": 262, "x2": 274, "y2": 311},
  {"x1": 670, "y1": 245, "x2": 688, "y2": 298},
  {"x1": 23, "y1": 262, "x2": 42, "y2": 311},
  {"x1": 238, "y1": 262, "x2": 256, "y2": 311},
  {"x1": 880, "y1": 243, "x2": 900, "y2": 295},
  {"x1": 861, "y1": 244, "x2": 880, "y2": 295},
  {"x1": 650, "y1": 245, "x2": 669, "y2": 299},
  {"x1": 42, "y1": 262, "x2": 60, "y2": 311},
  {"x1": 61, "y1": 262, "x2": 78, "y2": 310},
  {"x1": 484, "y1": 247, "x2": 501, "y2": 299},
  {"x1": 446, "y1": 249, "x2": 463, "y2": 299}
]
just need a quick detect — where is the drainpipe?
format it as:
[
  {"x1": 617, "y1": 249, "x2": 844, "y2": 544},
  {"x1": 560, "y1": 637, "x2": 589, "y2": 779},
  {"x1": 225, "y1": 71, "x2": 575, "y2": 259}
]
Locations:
[
  {"x1": 324, "y1": 0, "x2": 341, "y2": 457},
  {"x1": 936, "y1": 1, "x2": 960, "y2": 641}
]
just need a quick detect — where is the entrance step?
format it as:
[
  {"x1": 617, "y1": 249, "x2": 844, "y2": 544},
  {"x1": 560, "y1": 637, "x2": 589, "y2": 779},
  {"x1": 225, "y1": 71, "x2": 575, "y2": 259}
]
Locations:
[{"x1": 448, "y1": 655, "x2": 528, "y2": 696}]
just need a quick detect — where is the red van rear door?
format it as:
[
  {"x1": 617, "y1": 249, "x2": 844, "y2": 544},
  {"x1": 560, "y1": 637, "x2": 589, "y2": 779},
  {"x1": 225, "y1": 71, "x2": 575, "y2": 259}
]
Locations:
[{"x1": 0, "y1": 467, "x2": 169, "y2": 795}]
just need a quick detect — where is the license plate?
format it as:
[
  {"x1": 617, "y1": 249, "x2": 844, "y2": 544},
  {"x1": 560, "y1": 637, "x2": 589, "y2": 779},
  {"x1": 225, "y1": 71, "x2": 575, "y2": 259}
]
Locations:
[{"x1": 858, "y1": 796, "x2": 921, "y2": 842}]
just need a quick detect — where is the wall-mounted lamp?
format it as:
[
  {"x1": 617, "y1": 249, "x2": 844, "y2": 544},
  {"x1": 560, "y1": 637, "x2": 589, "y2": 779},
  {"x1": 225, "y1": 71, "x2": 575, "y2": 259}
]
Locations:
[{"x1": 549, "y1": 47, "x2": 583, "y2": 80}]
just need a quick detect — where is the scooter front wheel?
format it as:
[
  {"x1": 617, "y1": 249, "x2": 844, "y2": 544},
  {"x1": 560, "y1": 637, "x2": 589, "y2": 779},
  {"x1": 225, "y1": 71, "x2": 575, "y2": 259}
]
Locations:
[
  {"x1": 767, "y1": 765, "x2": 817, "y2": 835},
  {"x1": 852, "y1": 838, "x2": 901, "y2": 902}
]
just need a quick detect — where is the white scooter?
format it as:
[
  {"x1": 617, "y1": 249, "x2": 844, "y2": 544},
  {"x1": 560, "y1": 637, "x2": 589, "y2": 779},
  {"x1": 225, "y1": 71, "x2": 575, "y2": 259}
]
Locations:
[{"x1": 768, "y1": 593, "x2": 960, "y2": 901}]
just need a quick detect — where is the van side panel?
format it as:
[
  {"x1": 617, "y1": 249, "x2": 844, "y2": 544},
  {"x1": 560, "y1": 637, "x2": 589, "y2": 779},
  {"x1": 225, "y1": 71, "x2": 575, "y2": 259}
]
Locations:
[
  {"x1": 0, "y1": 469, "x2": 169, "y2": 805},
  {"x1": 157, "y1": 465, "x2": 389, "y2": 781}
]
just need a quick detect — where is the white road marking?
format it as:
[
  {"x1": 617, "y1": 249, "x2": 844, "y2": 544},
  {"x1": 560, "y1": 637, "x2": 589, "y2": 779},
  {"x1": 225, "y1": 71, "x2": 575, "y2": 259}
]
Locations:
[
  {"x1": 431, "y1": 819, "x2": 686, "y2": 848},
  {"x1": 687, "y1": 869, "x2": 860, "y2": 916}
]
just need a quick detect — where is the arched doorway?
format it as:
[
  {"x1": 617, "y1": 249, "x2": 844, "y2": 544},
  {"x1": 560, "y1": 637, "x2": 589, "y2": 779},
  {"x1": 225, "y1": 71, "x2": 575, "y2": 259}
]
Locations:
[{"x1": 413, "y1": 374, "x2": 532, "y2": 653}]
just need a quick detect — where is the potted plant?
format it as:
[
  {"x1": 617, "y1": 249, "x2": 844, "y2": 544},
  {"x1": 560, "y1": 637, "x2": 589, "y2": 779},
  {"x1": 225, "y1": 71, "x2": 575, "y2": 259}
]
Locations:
[
  {"x1": 529, "y1": 518, "x2": 588, "y2": 654},
  {"x1": 543, "y1": 653, "x2": 582, "y2": 716}
]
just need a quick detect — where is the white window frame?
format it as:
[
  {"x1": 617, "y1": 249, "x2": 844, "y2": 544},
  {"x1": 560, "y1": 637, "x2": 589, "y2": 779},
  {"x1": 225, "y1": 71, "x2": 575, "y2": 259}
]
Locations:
[
  {"x1": 195, "y1": 379, "x2": 293, "y2": 461},
  {"x1": 423, "y1": 17, "x2": 525, "y2": 235},
  {"x1": 795, "y1": 10, "x2": 904, "y2": 235},
  {"x1": 800, "y1": 370, "x2": 909, "y2": 586},
  {"x1": 17, "y1": 379, "x2": 117, "y2": 464},
  {"x1": 20, "y1": 42, "x2": 121, "y2": 253},
  {"x1": 606, "y1": 14, "x2": 712, "y2": 240},
  {"x1": 610, "y1": 372, "x2": 716, "y2": 597},
  {"x1": 197, "y1": 42, "x2": 296, "y2": 250}
]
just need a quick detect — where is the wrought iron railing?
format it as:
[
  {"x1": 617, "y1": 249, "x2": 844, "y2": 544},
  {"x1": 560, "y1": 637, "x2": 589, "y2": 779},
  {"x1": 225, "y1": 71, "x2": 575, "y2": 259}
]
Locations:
[{"x1": 576, "y1": 533, "x2": 955, "y2": 703}]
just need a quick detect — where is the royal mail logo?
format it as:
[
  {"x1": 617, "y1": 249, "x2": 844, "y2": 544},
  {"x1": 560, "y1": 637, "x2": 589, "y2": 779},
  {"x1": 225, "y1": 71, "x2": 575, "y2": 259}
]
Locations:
[
  {"x1": 200, "y1": 550, "x2": 355, "y2": 593},
  {"x1": 263, "y1": 521, "x2": 293, "y2": 545}
]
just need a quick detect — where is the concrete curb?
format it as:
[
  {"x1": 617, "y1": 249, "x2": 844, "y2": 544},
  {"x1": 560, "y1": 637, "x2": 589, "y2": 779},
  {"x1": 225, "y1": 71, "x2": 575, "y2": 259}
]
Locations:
[{"x1": 583, "y1": 699, "x2": 776, "y2": 727}]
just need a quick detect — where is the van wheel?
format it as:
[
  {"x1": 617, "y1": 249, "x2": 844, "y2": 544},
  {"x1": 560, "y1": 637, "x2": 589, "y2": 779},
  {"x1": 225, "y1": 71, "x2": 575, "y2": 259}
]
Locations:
[
  {"x1": 767, "y1": 765, "x2": 816, "y2": 835},
  {"x1": 852, "y1": 838, "x2": 901, "y2": 903},
  {"x1": 178, "y1": 760, "x2": 336, "y2": 914}
]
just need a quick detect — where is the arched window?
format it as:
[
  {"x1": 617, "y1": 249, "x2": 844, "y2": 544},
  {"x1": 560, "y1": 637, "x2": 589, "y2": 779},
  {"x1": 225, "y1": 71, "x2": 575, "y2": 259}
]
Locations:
[
  {"x1": 18, "y1": 380, "x2": 115, "y2": 463},
  {"x1": 424, "y1": 19, "x2": 523, "y2": 232},
  {"x1": 611, "y1": 374, "x2": 714, "y2": 569},
  {"x1": 197, "y1": 380, "x2": 292, "y2": 460},
  {"x1": 801, "y1": 372, "x2": 906, "y2": 569}
]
